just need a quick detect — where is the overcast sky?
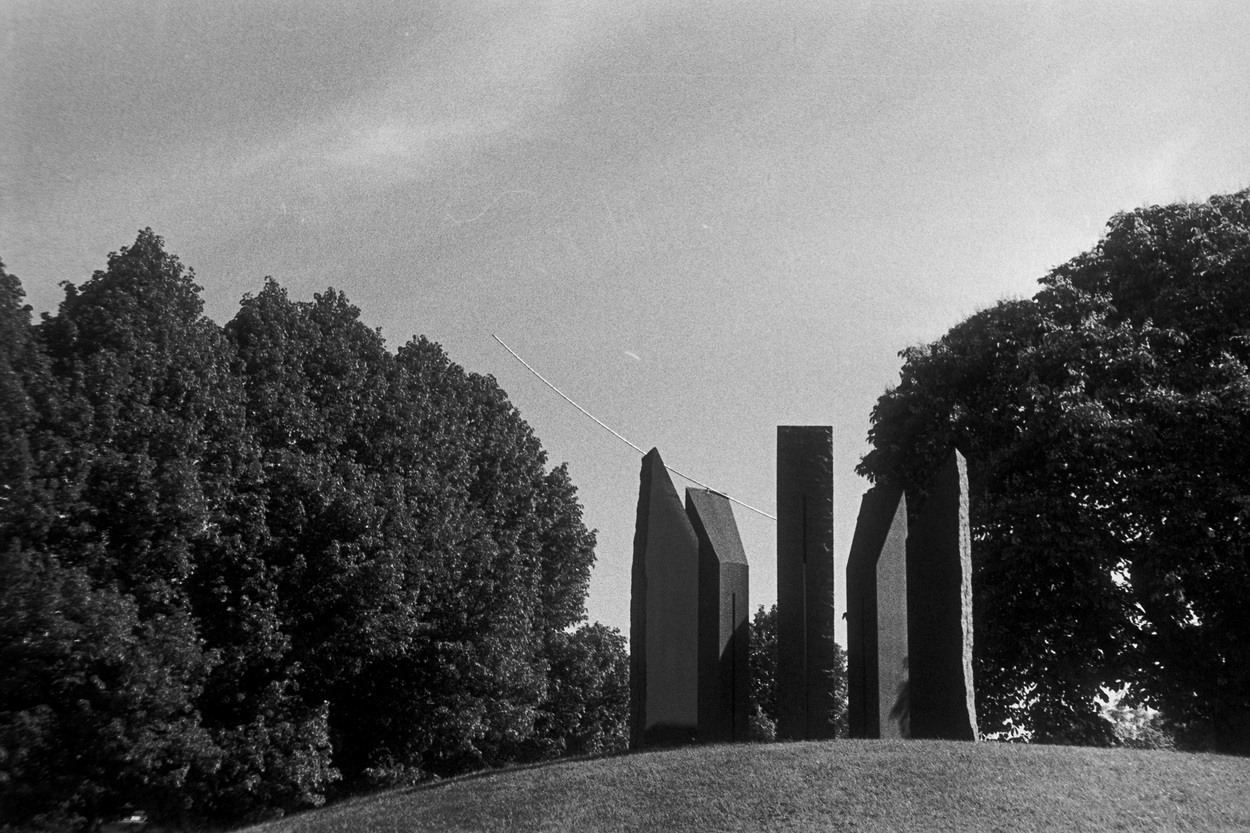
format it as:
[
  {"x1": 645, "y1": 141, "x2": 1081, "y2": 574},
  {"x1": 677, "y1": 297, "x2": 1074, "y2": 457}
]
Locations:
[{"x1": 3, "y1": 1, "x2": 1248, "y2": 642}]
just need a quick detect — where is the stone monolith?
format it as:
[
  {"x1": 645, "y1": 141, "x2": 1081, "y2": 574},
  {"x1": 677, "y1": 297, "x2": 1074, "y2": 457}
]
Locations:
[
  {"x1": 776, "y1": 426, "x2": 838, "y2": 740},
  {"x1": 687, "y1": 488, "x2": 750, "y2": 744},
  {"x1": 906, "y1": 450, "x2": 978, "y2": 741},
  {"x1": 631, "y1": 448, "x2": 700, "y2": 748},
  {"x1": 846, "y1": 485, "x2": 909, "y2": 739}
]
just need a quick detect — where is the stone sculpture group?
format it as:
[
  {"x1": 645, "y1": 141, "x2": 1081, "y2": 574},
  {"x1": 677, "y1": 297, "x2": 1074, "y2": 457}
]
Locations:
[{"x1": 630, "y1": 427, "x2": 978, "y2": 748}]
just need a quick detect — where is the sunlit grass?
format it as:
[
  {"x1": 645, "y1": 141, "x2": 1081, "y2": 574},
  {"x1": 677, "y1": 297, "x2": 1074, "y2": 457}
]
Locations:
[{"x1": 242, "y1": 740, "x2": 1250, "y2": 832}]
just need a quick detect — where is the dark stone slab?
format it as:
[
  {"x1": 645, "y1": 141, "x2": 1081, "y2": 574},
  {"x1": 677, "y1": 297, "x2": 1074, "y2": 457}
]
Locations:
[
  {"x1": 687, "y1": 488, "x2": 751, "y2": 744},
  {"x1": 906, "y1": 450, "x2": 978, "y2": 741},
  {"x1": 776, "y1": 426, "x2": 838, "y2": 740},
  {"x1": 631, "y1": 448, "x2": 700, "y2": 748},
  {"x1": 846, "y1": 485, "x2": 908, "y2": 739}
]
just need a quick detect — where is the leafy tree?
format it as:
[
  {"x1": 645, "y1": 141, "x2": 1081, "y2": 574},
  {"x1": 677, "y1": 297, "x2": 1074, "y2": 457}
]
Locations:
[
  {"x1": 2, "y1": 232, "x2": 607, "y2": 826},
  {"x1": 1, "y1": 241, "x2": 226, "y2": 829},
  {"x1": 859, "y1": 189, "x2": 1250, "y2": 750},
  {"x1": 830, "y1": 643, "x2": 849, "y2": 739},
  {"x1": 0, "y1": 546, "x2": 217, "y2": 830},
  {"x1": 225, "y1": 282, "x2": 600, "y2": 782},
  {"x1": 2, "y1": 236, "x2": 338, "y2": 829},
  {"x1": 386, "y1": 335, "x2": 596, "y2": 773},
  {"x1": 749, "y1": 604, "x2": 848, "y2": 739},
  {"x1": 749, "y1": 605, "x2": 778, "y2": 737},
  {"x1": 0, "y1": 260, "x2": 54, "y2": 549},
  {"x1": 225, "y1": 281, "x2": 443, "y2": 782},
  {"x1": 526, "y1": 623, "x2": 629, "y2": 759},
  {"x1": 36, "y1": 230, "x2": 236, "y2": 610}
]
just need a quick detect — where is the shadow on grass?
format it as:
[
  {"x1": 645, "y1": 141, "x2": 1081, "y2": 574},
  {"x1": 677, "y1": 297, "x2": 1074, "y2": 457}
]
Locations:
[
  {"x1": 399, "y1": 738, "x2": 778, "y2": 795},
  {"x1": 249, "y1": 746, "x2": 697, "y2": 829},
  {"x1": 259, "y1": 739, "x2": 794, "y2": 829}
]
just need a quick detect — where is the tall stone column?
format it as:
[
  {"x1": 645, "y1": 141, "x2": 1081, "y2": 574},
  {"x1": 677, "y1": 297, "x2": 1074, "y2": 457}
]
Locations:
[
  {"x1": 776, "y1": 426, "x2": 838, "y2": 740},
  {"x1": 846, "y1": 485, "x2": 908, "y2": 739},
  {"x1": 906, "y1": 450, "x2": 978, "y2": 741},
  {"x1": 631, "y1": 448, "x2": 700, "y2": 748},
  {"x1": 687, "y1": 488, "x2": 750, "y2": 744}
]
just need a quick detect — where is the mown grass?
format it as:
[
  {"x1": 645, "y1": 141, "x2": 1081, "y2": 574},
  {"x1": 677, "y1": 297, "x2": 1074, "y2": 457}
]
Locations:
[{"x1": 242, "y1": 740, "x2": 1250, "y2": 832}]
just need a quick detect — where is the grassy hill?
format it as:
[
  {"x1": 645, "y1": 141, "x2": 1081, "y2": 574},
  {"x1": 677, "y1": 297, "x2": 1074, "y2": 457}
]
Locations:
[{"x1": 242, "y1": 740, "x2": 1250, "y2": 832}]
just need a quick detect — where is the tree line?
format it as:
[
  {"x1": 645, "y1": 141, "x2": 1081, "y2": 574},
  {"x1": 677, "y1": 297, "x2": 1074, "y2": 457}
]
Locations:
[{"x1": 0, "y1": 231, "x2": 628, "y2": 830}]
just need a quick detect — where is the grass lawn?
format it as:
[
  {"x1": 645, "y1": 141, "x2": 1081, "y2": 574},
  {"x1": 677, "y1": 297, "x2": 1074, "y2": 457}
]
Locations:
[{"x1": 241, "y1": 740, "x2": 1250, "y2": 832}]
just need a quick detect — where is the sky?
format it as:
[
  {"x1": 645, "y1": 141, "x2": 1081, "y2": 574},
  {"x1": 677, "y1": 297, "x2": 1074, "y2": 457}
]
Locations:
[{"x1": 2, "y1": 1, "x2": 1248, "y2": 644}]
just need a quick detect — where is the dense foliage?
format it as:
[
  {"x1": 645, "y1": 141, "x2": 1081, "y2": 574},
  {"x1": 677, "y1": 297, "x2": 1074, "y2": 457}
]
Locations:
[
  {"x1": 0, "y1": 232, "x2": 627, "y2": 830},
  {"x1": 748, "y1": 604, "x2": 848, "y2": 740},
  {"x1": 859, "y1": 190, "x2": 1250, "y2": 750}
]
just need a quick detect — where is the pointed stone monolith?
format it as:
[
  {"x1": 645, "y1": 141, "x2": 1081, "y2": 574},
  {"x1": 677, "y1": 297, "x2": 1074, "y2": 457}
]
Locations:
[
  {"x1": 630, "y1": 448, "x2": 700, "y2": 748},
  {"x1": 687, "y1": 488, "x2": 750, "y2": 744}
]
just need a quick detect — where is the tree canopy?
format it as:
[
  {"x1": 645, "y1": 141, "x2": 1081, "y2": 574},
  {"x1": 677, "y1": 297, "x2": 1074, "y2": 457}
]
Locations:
[
  {"x1": 0, "y1": 232, "x2": 626, "y2": 830},
  {"x1": 858, "y1": 189, "x2": 1250, "y2": 750}
]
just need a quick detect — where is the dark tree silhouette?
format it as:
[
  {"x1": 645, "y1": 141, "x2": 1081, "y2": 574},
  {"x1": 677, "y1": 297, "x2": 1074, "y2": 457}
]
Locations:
[{"x1": 0, "y1": 231, "x2": 612, "y2": 829}]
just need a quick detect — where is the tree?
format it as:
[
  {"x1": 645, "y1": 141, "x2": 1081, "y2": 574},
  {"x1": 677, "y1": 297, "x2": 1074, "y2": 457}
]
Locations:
[
  {"x1": 225, "y1": 281, "x2": 449, "y2": 783},
  {"x1": 225, "y1": 282, "x2": 601, "y2": 782},
  {"x1": 0, "y1": 260, "x2": 54, "y2": 550},
  {"x1": 749, "y1": 604, "x2": 848, "y2": 739},
  {"x1": 1, "y1": 239, "x2": 231, "y2": 829},
  {"x1": 2, "y1": 232, "x2": 608, "y2": 826},
  {"x1": 36, "y1": 230, "x2": 237, "y2": 610},
  {"x1": 749, "y1": 605, "x2": 778, "y2": 738},
  {"x1": 858, "y1": 189, "x2": 1250, "y2": 750},
  {"x1": 0, "y1": 546, "x2": 218, "y2": 829},
  {"x1": 525, "y1": 623, "x2": 629, "y2": 759},
  {"x1": 2, "y1": 235, "x2": 338, "y2": 829}
]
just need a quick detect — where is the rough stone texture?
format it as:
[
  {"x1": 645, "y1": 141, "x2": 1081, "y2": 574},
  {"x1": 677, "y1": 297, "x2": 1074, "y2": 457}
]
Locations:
[
  {"x1": 631, "y1": 448, "x2": 700, "y2": 748},
  {"x1": 876, "y1": 491, "x2": 910, "y2": 739},
  {"x1": 906, "y1": 450, "x2": 978, "y2": 741},
  {"x1": 846, "y1": 485, "x2": 908, "y2": 739},
  {"x1": 686, "y1": 488, "x2": 750, "y2": 744},
  {"x1": 776, "y1": 426, "x2": 838, "y2": 740}
]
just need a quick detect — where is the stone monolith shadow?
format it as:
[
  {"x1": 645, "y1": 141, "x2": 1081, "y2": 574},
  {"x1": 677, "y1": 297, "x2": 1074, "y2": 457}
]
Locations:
[
  {"x1": 906, "y1": 450, "x2": 978, "y2": 741},
  {"x1": 846, "y1": 485, "x2": 908, "y2": 739},
  {"x1": 776, "y1": 426, "x2": 838, "y2": 740},
  {"x1": 687, "y1": 488, "x2": 750, "y2": 744},
  {"x1": 631, "y1": 448, "x2": 700, "y2": 748}
]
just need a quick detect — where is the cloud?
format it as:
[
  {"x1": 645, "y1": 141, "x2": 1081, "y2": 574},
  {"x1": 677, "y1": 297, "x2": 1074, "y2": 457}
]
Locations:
[
  {"x1": 283, "y1": 2, "x2": 620, "y2": 181},
  {"x1": 315, "y1": 117, "x2": 498, "y2": 180}
]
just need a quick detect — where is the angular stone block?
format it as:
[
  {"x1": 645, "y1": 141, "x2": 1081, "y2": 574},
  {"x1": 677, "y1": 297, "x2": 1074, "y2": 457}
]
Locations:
[
  {"x1": 776, "y1": 426, "x2": 838, "y2": 740},
  {"x1": 687, "y1": 488, "x2": 750, "y2": 744},
  {"x1": 846, "y1": 485, "x2": 908, "y2": 739},
  {"x1": 906, "y1": 450, "x2": 978, "y2": 741},
  {"x1": 631, "y1": 448, "x2": 700, "y2": 748}
]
